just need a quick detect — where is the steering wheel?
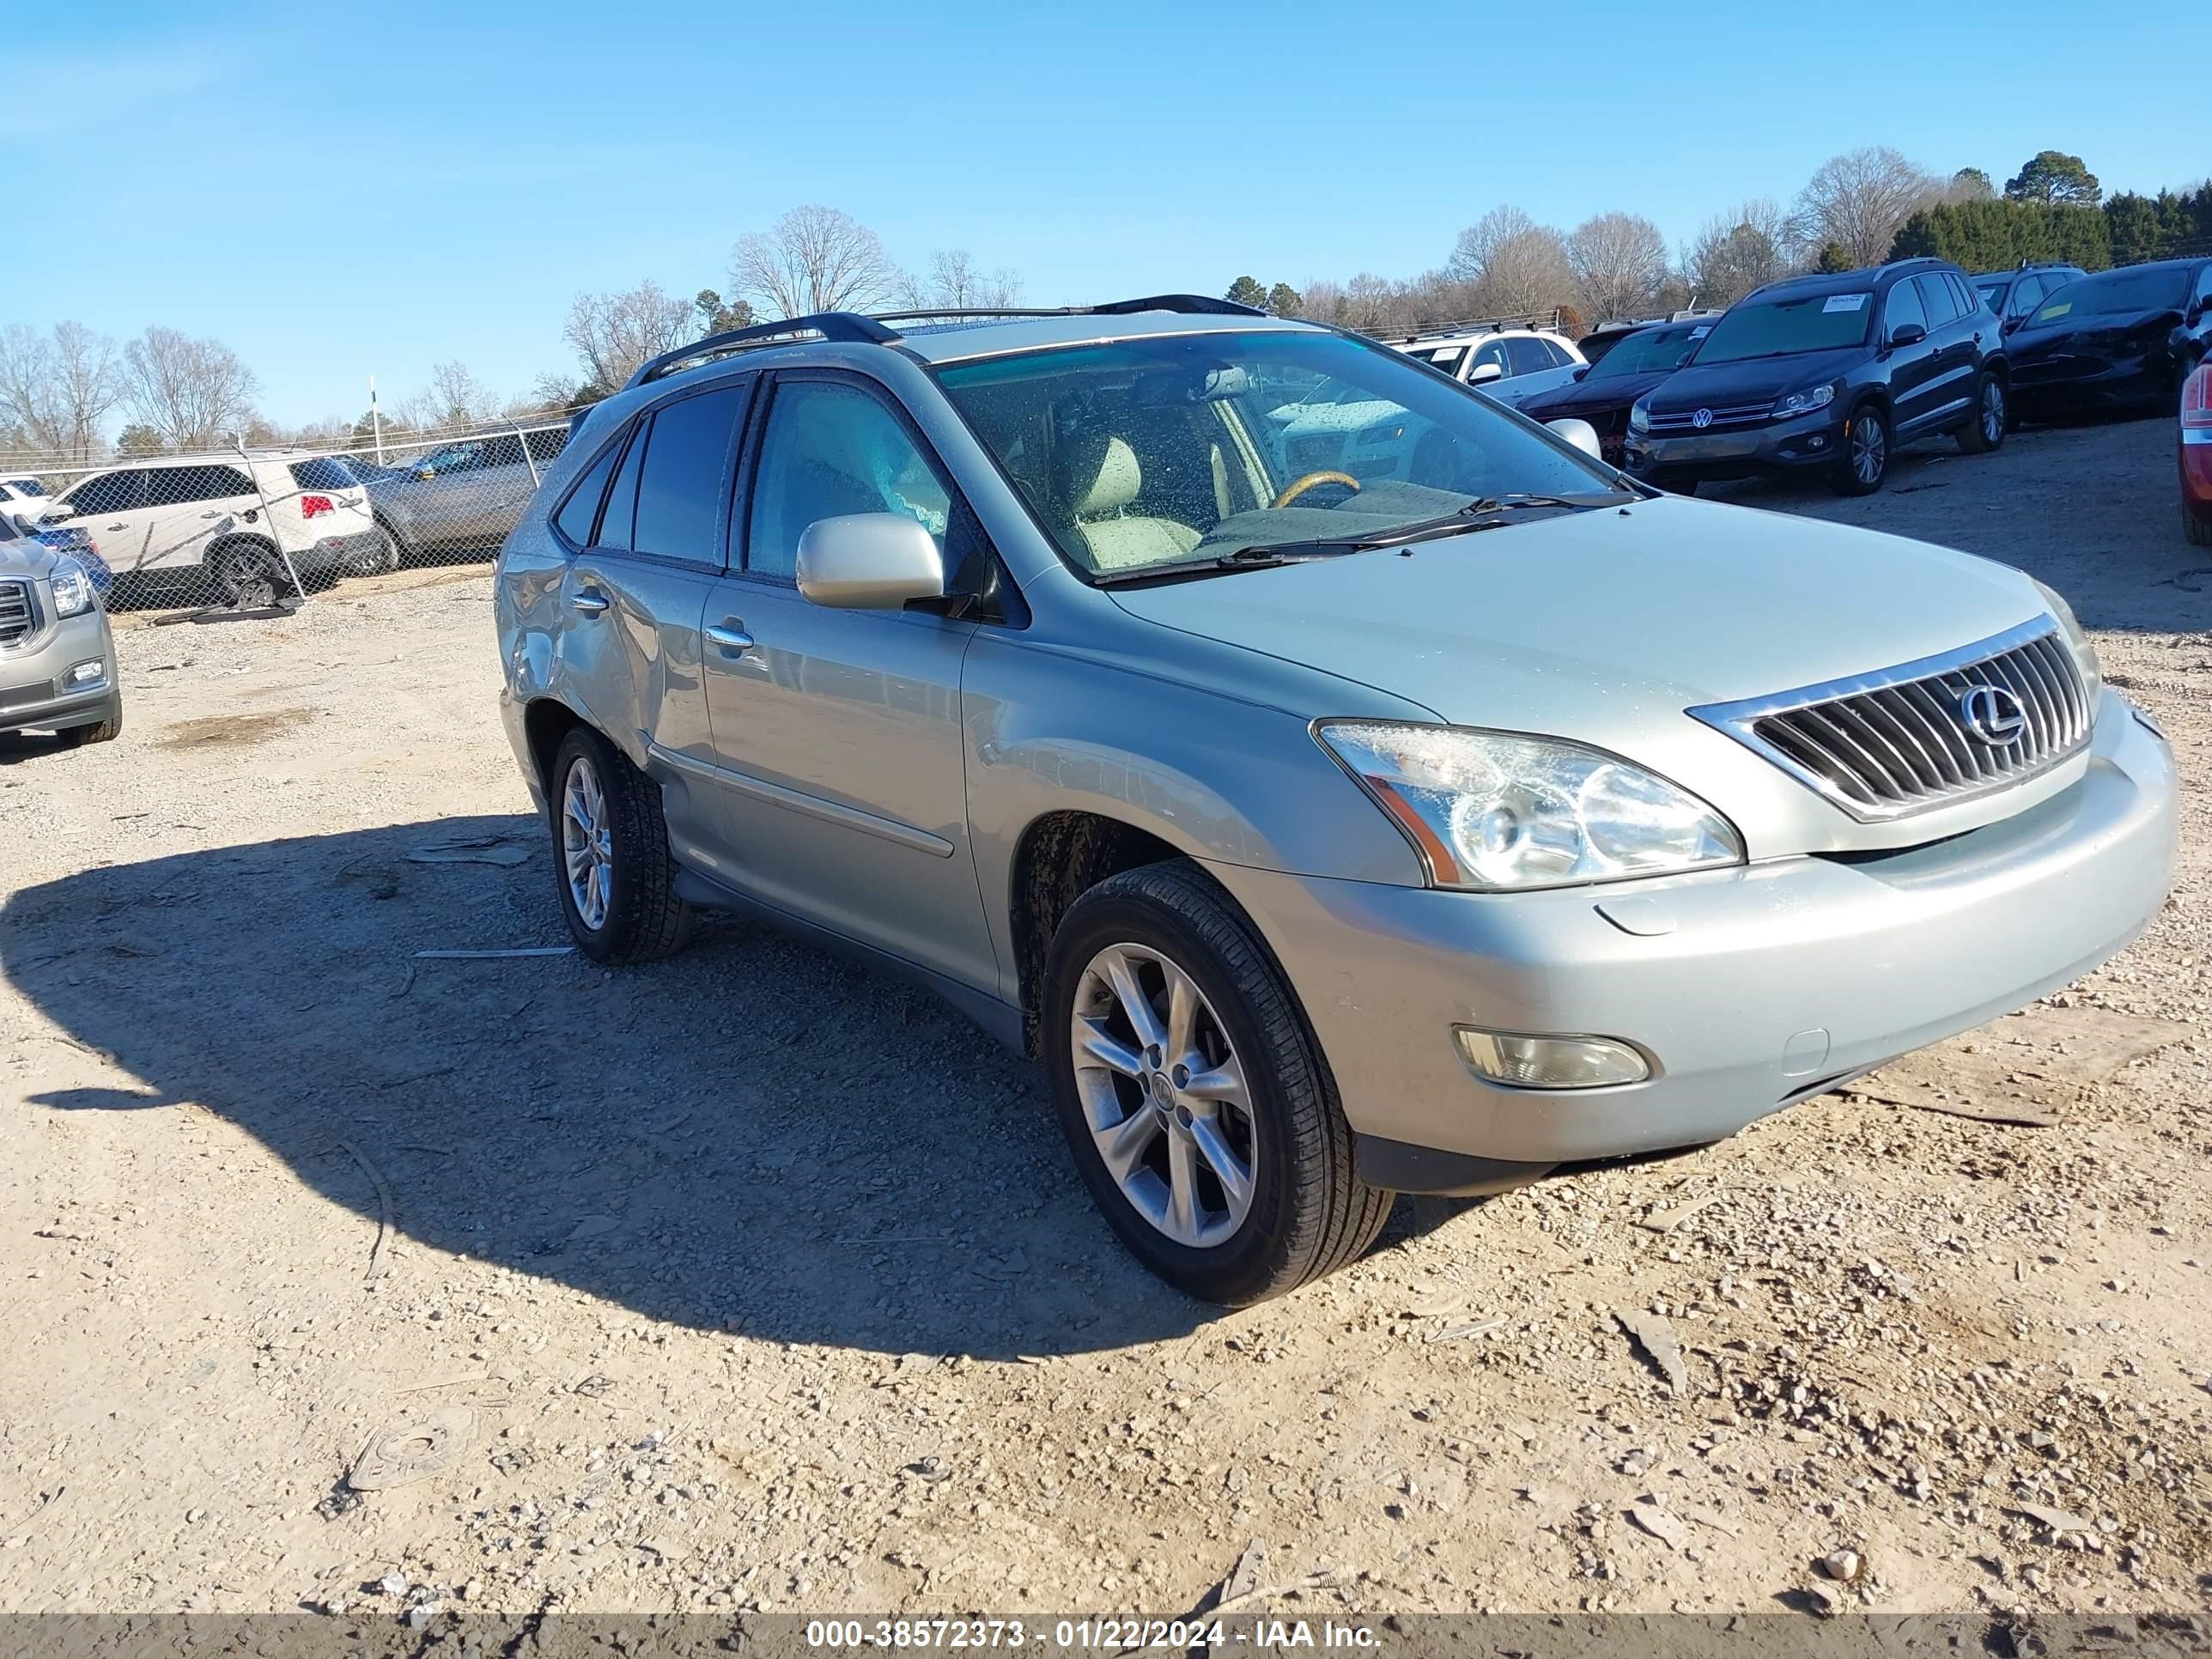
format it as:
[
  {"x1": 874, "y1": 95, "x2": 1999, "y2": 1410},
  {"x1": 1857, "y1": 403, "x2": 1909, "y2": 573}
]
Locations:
[{"x1": 1271, "y1": 471, "x2": 1361, "y2": 509}]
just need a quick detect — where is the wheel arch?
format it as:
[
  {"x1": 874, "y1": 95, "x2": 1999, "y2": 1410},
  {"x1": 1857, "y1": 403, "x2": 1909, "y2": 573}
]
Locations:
[
  {"x1": 522, "y1": 696, "x2": 587, "y2": 794},
  {"x1": 1007, "y1": 809, "x2": 1187, "y2": 1054}
]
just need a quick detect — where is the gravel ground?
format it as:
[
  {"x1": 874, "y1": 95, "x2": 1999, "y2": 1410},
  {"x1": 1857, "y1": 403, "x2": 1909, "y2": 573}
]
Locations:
[{"x1": 1, "y1": 416, "x2": 2207, "y2": 1624}]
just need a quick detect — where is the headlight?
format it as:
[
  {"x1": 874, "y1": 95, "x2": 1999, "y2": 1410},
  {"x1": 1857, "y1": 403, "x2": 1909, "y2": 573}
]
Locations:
[
  {"x1": 2033, "y1": 578, "x2": 2102, "y2": 706},
  {"x1": 1771, "y1": 383, "x2": 1837, "y2": 420},
  {"x1": 1627, "y1": 400, "x2": 1650, "y2": 433},
  {"x1": 49, "y1": 556, "x2": 95, "y2": 618},
  {"x1": 1316, "y1": 722, "x2": 1745, "y2": 891}
]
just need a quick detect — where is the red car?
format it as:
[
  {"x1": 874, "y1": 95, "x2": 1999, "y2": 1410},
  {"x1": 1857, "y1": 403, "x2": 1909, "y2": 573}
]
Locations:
[{"x1": 2185, "y1": 361, "x2": 2212, "y2": 546}]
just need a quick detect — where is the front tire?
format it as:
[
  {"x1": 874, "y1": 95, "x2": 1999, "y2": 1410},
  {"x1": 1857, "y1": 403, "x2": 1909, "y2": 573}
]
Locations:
[
  {"x1": 61, "y1": 696, "x2": 123, "y2": 746},
  {"x1": 548, "y1": 726, "x2": 694, "y2": 964},
  {"x1": 1832, "y1": 403, "x2": 1891, "y2": 495},
  {"x1": 1956, "y1": 372, "x2": 2007, "y2": 454},
  {"x1": 1042, "y1": 860, "x2": 1391, "y2": 1305}
]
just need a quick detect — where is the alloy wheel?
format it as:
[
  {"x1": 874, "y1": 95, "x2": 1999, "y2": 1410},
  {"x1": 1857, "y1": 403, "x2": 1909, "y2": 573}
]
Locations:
[
  {"x1": 562, "y1": 755, "x2": 614, "y2": 932},
  {"x1": 1980, "y1": 379, "x2": 2006, "y2": 445},
  {"x1": 1068, "y1": 942, "x2": 1257, "y2": 1249},
  {"x1": 1850, "y1": 413, "x2": 1886, "y2": 485}
]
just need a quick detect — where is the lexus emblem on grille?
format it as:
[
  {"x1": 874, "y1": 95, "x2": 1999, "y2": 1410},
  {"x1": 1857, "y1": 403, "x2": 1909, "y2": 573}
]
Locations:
[
  {"x1": 1958, "y1": 684, "x2": 2028, "y2": 745},
  {"x1": 1692, "y1": 408, "x2": 1714, "y2": 428}
]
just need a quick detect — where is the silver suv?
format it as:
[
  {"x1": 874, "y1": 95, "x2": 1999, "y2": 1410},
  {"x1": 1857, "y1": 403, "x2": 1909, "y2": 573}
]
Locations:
[{"x1": 493, "y1": 296, "x2": 2178, "y2": 1304}]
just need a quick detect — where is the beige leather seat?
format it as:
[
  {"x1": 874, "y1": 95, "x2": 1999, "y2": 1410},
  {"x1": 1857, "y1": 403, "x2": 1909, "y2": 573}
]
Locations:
[{"x1": 1059, "y1": 435, "x2": 1201, "y2": 571}]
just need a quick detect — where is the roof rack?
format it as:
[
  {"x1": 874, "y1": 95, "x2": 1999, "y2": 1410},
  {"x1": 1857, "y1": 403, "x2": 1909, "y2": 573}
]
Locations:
[
  {"x1": 623, "y1": 295, "x2": 1268, "y2": 390},
  {"x1": 1383, "y1": 310, "x2": 1565, "y2": 345}
]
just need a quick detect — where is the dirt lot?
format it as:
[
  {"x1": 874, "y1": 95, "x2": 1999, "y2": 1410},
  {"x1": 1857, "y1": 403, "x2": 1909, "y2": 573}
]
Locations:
[{"x1": 2, "y1": 416, "x2": 2208, "y2": 1625}]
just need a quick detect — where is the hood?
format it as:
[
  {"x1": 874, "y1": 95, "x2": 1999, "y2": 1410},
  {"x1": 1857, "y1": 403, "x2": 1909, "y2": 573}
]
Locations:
[
  {"x1": 1480, "y1": 363, "x2": 1583, "y2": 410},
  {"x1": 2008, "y1": 307, "x2": 2177, "y2": 357},
  {"x1": 1647, "y1": 347, "x2": 1863, "y2": 412},
  {"x1": 0, "y1": 538, "x2": 59, "y2": 580},
  {"x1": 1522, "y1": 368, "x2": 1673, "y2": 421},
  {"x1": 1106, "y1": 495, "x2": 2052, "y2": 852}
]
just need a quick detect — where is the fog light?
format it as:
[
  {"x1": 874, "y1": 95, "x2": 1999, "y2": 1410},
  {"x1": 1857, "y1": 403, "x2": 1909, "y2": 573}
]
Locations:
[
  {"x1": 66, "y1": 659, "x2": 105, "y2": 686},
  {"x1": 1454, "y1": 1026, "x2": 1650, "y2": 1089}
]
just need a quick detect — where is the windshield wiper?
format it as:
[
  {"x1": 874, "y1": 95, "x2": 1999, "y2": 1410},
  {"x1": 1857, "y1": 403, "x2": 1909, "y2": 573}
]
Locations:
[{"x1": 1461, "y1": 489, "x2": 1630, "y2": 514}]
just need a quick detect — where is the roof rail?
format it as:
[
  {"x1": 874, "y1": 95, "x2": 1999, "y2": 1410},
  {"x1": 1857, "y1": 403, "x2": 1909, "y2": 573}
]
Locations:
[
  {"x1": 624, "y1": 312, "x2": 900, "y2": 390},
  {"x1": 1384, "y1": 309, "x2": 1564, "y2": 343},
  {"x1": 623, "y1": 294, "x2": 1270, "y2": 392}
]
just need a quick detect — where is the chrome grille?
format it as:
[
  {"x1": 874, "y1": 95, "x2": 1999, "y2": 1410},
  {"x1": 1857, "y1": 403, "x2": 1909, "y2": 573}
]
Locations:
[
  {"x1": 1689, "y1": 618, "x2": 2091, "y2": 822},
  {"x1": 1645, "y1": 400, "x2": 1774, "y2": 432},
  {"x1": 0, "y1": 580, "x2": 32, "y2": 647}
]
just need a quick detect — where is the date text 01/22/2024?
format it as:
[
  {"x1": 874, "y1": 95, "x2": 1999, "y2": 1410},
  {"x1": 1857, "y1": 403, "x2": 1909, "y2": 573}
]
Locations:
[{"x1": 802, "y1": 1620, "x2": 1382, "y2": 1650}]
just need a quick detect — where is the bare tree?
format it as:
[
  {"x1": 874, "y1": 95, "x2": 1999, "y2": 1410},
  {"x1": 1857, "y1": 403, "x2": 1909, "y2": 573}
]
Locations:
[
  {"x1": 1793, "y1": 146, "x2": 1945, "y2": 268},
  {"x1": 562, "y1": 281, "x2": 694, "y2": 394},
  {"x1": 121, "y1": 326, "x2": 258, "y2": 451},
  {"x1": 1472, "y1": 228, "x2": 1577, "y2": 318},
  {"x1": 419, "y1": 361, "x2": 490, "y2": 429},
  {"x1": 896, "y1": 248, "x2": 1024, "y2": 311},
  {"x1": 0, "y1": 321, "x2": 123, "y2": 464},
  {"x1": 1445, "y1": 206, "x2": 1539, "y2": 282},
  {"x1": 732, "y1": 205, "x2": 898, "y2": 319},
  {"x1": 1686, "y1": 199, "x2": 1797, "y2": 307},
  {"x1": 1565, "y1": 212, "x2": 1670, "y2": 323}
]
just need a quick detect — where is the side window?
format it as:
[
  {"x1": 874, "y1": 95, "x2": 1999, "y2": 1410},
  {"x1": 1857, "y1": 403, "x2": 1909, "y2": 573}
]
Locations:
[
  {"x1": 2196, "y1": 264, "x2": 2212, "y2": 306},
  {"x1": 1885, "y1": 278, "x2": 1929, "y2": 338},
  {"x1": 553, "y1": 434, "x2": 624, "y2": 546},
  {"x1": 1503, "y1": 337, "x2": 1556, "y2": 376},
  {"x1": 596, "y1": 424, "x2": 648, "y2": 552},
  {"x1": 210, "y1": 465, "x2": 255, "y2": 500},
  {"x1": 2008, "y1": 277, "x2": 2043, "y2": 318},
  {"x1": 745, "y1": 380, "x2": 951, "y2": 582},
  {"x1": 632, "y1": 385, "x2": 750, "y2": 562},
  {"x1": 69, "y1": 471, "x2": 145, "y2": 517},
  {"x1": 154, "y1": 467, "x2": 210, "y2": 506},
  {"x1": 1468, "y1": 340, "x2": 1510, "y2": 375},
  {"x1": 1916, "y1": 275, "x2": 1962, "y2": 328}
]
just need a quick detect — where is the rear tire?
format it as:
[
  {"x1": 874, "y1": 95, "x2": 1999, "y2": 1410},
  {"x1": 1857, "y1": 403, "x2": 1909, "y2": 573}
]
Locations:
[
  {"x1": 206, "y1": 539, "x2": 287, "y2": 606},
  {"x1": 1042, "y1": 860, "x2": 1391, "y2": 1305},
  {"x1": 2186, "y1": 504, "x2": 2212, "y2": 548},
  {"x1": 1832, "y1": 403, "x2": 1891, "y2": 495},
  {"x1": 548, "y1": 726, "x2": 693, "y2": 964},
  {"x1": 60, "y1": 696, "x2": 123, "y2": 746},
  {"x1": 1648, "y1": 471, "x2": 1700, "y2": 496},
  {"x1": 349, "y1": 522, "x2": 403, "y2": 576},
  {"x1": 1956, "y1": 372, "x2": 2007, "y2": 454}
]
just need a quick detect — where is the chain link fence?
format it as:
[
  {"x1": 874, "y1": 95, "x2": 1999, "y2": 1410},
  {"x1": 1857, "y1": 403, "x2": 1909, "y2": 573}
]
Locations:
[{"x1": 0, "y1": 416, "x2": 574, "y2": 615}]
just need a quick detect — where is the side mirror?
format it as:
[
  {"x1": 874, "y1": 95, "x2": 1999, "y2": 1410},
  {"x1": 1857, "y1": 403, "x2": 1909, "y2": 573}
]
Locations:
[
  {"x1": 795, "y1": 513, "x2": 945, "y2": 610},
  {"x1": 2002, "y1": 314, "x2": 2024, "y2": 334},
  {"x1": 1888, "y1": 322, "x2": 1928, "y2": 348},
  {"x1": 1546, "y1": 418, "x2": 1603, "y2": 459},
  {"x1": 1570, "y1": 365, "x2": 1589, "y2": 381},
  {"x1": 1466, "y1": 361, "x2": 1504, "y2": 385}
]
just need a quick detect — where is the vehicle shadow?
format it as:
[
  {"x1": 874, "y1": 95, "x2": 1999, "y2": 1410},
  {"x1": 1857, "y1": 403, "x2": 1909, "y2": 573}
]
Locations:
[{"x1": 4, "y1": 815, "x2": 1425, "y2": 1360}]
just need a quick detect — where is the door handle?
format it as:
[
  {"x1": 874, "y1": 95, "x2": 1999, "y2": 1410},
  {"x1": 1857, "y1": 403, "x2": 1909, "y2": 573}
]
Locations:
[
  {"x1": 107, "y1": 522, "x2": 127, "y2": 531},
  {"x1": 200, "y1": 510, "x2": 222, "y2": 519},
  {"x1": 704, "y1": 621, "x2": 755, "y2": 653},
  {"x1": 570, "y1": 589, "x2": 610, "y2": 615}
]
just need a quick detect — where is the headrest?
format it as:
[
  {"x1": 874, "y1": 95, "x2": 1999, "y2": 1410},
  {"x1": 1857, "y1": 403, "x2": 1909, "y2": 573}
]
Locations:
[{"x1": 1057, "y1": 434, "x2": 1141, "y2": 519}]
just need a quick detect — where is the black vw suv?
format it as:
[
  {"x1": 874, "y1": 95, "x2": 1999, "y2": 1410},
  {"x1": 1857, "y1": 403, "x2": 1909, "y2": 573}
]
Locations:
[{"x1": 1625, "y1": 257, "x2": 2007, "y2": 496}]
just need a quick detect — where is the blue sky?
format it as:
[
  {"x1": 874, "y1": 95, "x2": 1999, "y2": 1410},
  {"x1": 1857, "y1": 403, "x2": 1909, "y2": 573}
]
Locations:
[{"x1": 3, "y1": 0, "x2": 2195, "y2": 429}]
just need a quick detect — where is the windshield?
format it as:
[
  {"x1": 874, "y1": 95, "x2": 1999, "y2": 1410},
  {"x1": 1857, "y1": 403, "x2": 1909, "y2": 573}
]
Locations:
[
  {"x1": 1587, "y1": 324, "x2": 1704, "y2": 379},
  {"x1": 4, "y1": 477, "x2": 47, "y2": 496},
  {"x1": 1974, "y1": 279, "x2": 2008, "y2": 307},
  {"x1": 2033, "y1": 265, "x2": 2191, "y2": 322},
  {"x1": 933, "y1": 331, "x2": 1622, "y2": 580},
  {"x1": 1691, "y1": 292, "x2": 1873, "y2": 364}
]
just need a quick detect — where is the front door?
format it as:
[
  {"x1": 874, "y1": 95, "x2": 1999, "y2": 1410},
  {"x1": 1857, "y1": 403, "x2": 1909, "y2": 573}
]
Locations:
[
  {"x1": 1879, "y1": 277, "x2": 1942, "y2": 434},
  {"x1": 696, "y1": 372, "x2": 993, "y2": 992}
]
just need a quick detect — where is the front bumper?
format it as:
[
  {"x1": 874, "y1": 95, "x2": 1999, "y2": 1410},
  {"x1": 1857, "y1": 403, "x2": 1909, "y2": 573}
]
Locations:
[
  {"x1": 1212, "y1": 695, "x2": 2176, "y2": 1187},
  {"x1": 0, "y1": 607, "x2": 116, "y2": 736},
  {"x1": 1626, "y1": 405, "x2": 1844, "y2": 481}
]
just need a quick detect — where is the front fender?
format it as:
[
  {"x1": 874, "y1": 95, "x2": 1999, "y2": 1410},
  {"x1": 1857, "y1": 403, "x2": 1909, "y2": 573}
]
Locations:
[{"x1": 961, "y1": 631, "x2": 1425, "y2": 1005}]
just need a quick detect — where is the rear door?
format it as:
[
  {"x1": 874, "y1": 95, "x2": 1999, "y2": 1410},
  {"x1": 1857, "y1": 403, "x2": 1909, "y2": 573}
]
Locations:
[
  {"x1": 555, "y1": 381, "x2": 754, "y2": 878},
  {"x1": 1880, "y1": 277, "x2": 1939, "y2": 433},
  {"x1": 696, "y1": 370, "x2": 994, "y2": 989},
  {"x1": 1911, "y1": 273, "x2": 1978, "y2": 431}
]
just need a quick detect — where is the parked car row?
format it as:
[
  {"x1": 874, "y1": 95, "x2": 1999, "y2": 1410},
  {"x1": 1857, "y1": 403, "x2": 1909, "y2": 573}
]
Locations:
[
  {"x1": 11, "y1": 422, "x2": 572, "y2": 605},
  {"x1": 1432, "y1": 253, "x2": 2212, "y2": 500}
]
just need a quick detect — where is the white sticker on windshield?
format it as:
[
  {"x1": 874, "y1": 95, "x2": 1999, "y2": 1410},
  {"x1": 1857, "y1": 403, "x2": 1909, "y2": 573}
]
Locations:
[
  {"x1": 1822, "y1": 294, "x2": 1869, "y2": 313},
  {"x1": 1690, "y1": 325, "x2": 1711, "y2": 338}
]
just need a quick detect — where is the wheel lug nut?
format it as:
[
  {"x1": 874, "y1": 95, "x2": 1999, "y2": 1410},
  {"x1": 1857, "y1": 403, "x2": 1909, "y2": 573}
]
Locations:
[
  {"x1": 1171, "y1": 1064, "x2": 1189, "y2": 1088},
  {"x1": 1146, "y1": 1044, "x2": 1163, "y2": 1067}
]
